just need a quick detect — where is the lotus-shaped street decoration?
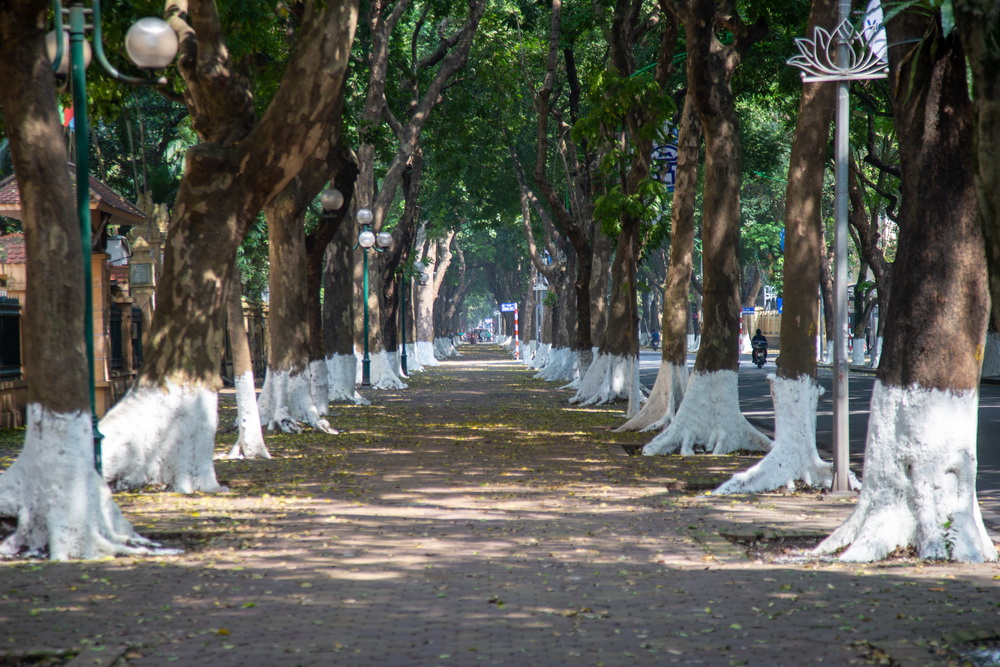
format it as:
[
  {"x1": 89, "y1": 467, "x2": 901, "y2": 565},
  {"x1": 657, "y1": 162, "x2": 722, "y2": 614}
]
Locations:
[{"x1": 787, "y1": 20, "x2": 888, "y2": 82}]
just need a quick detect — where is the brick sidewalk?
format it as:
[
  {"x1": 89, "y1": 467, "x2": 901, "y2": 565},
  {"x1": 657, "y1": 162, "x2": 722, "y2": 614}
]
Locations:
[{"x1": 2, "y1": 346, "x2": 998, "y2": 666}]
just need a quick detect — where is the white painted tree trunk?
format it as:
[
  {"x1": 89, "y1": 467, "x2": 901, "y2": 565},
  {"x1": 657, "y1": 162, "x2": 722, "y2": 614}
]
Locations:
[
  {"x1": 404, "y1": 343, "x2": 423, "y2": 373},
  {"x1": 309, "y1": 358, "x2": 330, "y2": 417},
  {"x1": 536, "y1": 347, "x2": 577, "y2": 382},
  {"x1": 325, "y1": 354, "x2": 370, "y2": 405},
  {"x1": 434, "y1": 337, "x2": 459, "y2": 359},
  {"x1": 0, "y1": 405, "x2": 169, "y2": 560},
  {"x1": 223, "y1": 370, "x2": 270, "y2": 460},
  {"x1": 625, "y1": 356, "x2": 643, "y2": 418},
  {"x1": 569, "y1": 353, "x2": 633, "y2": 406},
  {"x1": 617, "y1": 362, "x2": 688, "y2": 432},
  {"x1": 415, "y1": 340, "x2": 441, "y2": 367},
  {"x1": 713, "y1": 375, "x2": 841, "y2": 494},
  {"x1": 867, "y1": 336, "x2": 883, "y2": 369},
  {"x1": 851, "y1": 337, "x2": 866, "y2": 366},
  {"x1": 529, "y1": 343, "x2": 552, "y2": 370},
  {"x1": 815, "y1": 382, "x2": 997, "y2": 562},
  {"x1": 643, "y1": 370, "x2": 772, "y2": 455},
  {"x1": 981, "y1": 331, "x2": 1000, "y2": 377},
  {"x1": 365, "y1": 349, "x2": 408, "y2": 389},
  {"x1": 100, "y1": 381, "x2": 224, "y2": 493},
  {"x1": 258, "y1": 368, "x2": 337, "y2": 434},
  {"x1": 687, "y1": 334, "x2": 700, "y2": 352}
]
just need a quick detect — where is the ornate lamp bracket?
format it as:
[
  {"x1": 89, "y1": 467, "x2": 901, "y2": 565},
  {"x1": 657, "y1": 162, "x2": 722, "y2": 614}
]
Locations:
[{"x1": 787, "y1": 20, "x2": 888, "y2": 82}]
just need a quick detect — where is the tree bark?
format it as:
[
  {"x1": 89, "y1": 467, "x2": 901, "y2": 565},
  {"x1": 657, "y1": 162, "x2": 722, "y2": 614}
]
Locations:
[
  {"x1": 818, "y1": 6, "x2": 995, "y2": 562},
  {"x1": 644, "y1": 0, "x2": 770, "y2": 456},
  {"x1": 716, "y1": 0, "x2": 838, "y2": 493},
  {"x1": 224, "y1": 260, "x2": 268, "y2": 459},
  {"x1": 100, "y1": 0, "x2": 359, "y2": 492},
  {"x1": 0, "y1": 0, "x2": 149, "y2": 558}
]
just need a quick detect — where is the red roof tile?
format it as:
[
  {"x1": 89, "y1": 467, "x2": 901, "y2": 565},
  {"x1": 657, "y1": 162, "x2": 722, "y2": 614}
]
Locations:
[
  {"x1": 0, "y1": 168, "x2": 145, "y2": 223},
  {"x1": 0, "y1": 234, "x2": 26, "y2": 265}
]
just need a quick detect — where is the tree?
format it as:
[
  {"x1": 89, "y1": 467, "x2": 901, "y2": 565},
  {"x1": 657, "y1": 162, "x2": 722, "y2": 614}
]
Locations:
[
  {"x1": 345, "y1": 0, "x2": 486, "y2": 390},
  {"x1": 0, "y1": 0, "x2": 153, "y2": 558},
  {"x1": 99, "y1": 0, "x2": 360, "y2": 492},
  {"x1": 817, "y1": 5, "x2": 995, "y2": 562},
  {"x1": 644, "y1": 0, "x2": 770, "y2": 456},
  {"x1": 618, "y1": 87, "x2": 701, "y2": 431},
  {"x1": 715, "y1": 0, "x2": 838, "y2": 493},
  {"x1": 571, "y1": 0, "x2": 676, "y2": 410},
  {"x1": 222, "y1": 260, "x2": 269, "y2": 459}
]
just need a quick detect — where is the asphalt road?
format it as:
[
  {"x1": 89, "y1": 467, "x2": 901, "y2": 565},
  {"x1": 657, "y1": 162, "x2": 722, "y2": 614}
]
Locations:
[{"x1": 636, "y1": 350, "x2": 1000, "y2": 497}]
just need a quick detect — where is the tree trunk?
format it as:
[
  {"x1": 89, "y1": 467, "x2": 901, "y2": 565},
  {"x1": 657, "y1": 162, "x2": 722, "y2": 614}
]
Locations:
[
  {"x1": 619, "y1": 90, "x2": 701, "y2": 432},
  {"x1": 256, "y1": 186, "x2": 336, "y2": 434},
  {"x1": 0, "y1": 0, "x2": 152, "y2": 558},
  {"x1": 223, "y1": 260, "x2": 269, "y2": 459},
  {"x1": 716, "y1": 0, "x2": 838, "y2": 493},
  {"x1": 100, "y1": 0, "x2": 359, "y2": 492},
  {"x1": 818, "y1": 7, "x2": 995, "y2": 562},
  {"x1": 324, "y1": 219, "x2": 368, "y2": 404},
  {"x1": 645, "y1": 0, "x2": 770, "y2": 456}
]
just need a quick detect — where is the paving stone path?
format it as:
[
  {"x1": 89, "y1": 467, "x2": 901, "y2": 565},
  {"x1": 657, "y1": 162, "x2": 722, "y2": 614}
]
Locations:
[{"x1": 1, "y1": 345, "x2": 999, "y2": 666}]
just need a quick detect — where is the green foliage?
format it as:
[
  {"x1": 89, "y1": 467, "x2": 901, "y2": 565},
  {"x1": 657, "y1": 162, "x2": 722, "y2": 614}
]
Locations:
[{"x1": 238, "y1": 213, "x2": 269, "y2": 303}]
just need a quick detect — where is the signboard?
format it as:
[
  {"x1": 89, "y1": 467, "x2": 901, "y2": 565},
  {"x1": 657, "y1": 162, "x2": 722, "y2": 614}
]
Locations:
[
  {"x1": 651, "y1": 142, "x2": 678, "y2": 193},
  {"x1": 742, "y1": 307, "x2": 755, "y2": 314},
  {"x1": 500, "y1": 302, "x2": 517, "y2": 312}
]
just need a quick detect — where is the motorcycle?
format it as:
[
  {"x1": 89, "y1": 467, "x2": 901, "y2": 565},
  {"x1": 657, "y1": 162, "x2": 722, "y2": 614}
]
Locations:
[{"x1": 751, "y1": 340, "x2": 767, "y2": 368}]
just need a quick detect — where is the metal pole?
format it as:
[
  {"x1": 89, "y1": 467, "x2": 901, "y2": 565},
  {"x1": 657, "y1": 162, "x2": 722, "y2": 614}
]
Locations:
[
  {"x1": 832, "y1": 0, "x2": 851, "y2": 491},
  {"x1": 400, "y1": 275, "x2": 408, "y2": 375},
  {"x1": 514, "y1": 305, "x2": 520, "y2": 360},
  {"x1": 361, "y1": 247, "x2": 371, "y2": 386},
  {"x1": 69, "y1": 2, "x2": 103, "y2": 475}
]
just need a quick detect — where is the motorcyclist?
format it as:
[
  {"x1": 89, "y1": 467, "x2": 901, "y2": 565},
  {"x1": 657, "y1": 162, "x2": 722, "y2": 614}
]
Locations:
[
  {"x1": 650, "y1": 330, "x2": 660, "y2": 350},
  {"x1": 751, "y1": 328, "x2": 768, "y2": 366}
]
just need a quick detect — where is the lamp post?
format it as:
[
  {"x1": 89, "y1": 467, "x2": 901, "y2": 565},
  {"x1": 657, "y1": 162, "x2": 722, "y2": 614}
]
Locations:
[
  {"x1": 48, "y1": 1, "x2": 178, "y2": 474},
  {"x1": 355, "y1": 208, "x2": 392, "y2": 386},
  {"x1": 788, "y1": 3, "x2": 886, "y2": 491}
]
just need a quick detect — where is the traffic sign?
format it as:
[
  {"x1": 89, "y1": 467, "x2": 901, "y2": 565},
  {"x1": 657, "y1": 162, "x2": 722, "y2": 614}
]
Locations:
[
  {"x1": 500, "y1": 302, "x2": 517, "y2": 312},
  {"x1": 742, "y1": 307, "x2": 755, "y2": 314}
]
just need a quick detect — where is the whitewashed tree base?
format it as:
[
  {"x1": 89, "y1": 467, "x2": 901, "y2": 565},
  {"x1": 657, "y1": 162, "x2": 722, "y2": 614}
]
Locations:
[
  {"x1": 0, "y1": 405, "x2": 174, "y2": 560},
  {"x1": 100, "y1": 381, "x2": 224, "y2": 493},
  {"x1": 221, "y1": 370, "x2": 270, "y2": 460},
  {"x1": 258, "y1": 368, "x2": 337, "y2": 434},
  {"x1": 536, "y1": 347, "x2": 577, "y2": 382},
  {"x1": 529, "y1": 343, "x2": 552, "y2": 371},
  {"x1": 851, "y1": 338, "x2": 865, "y2": 366},
  {"x1": 687, "y1": 335, "x2": 700, "y2": 352},
  {"x1": 867, "y1": 337, "x2": 883, "y2": 369},
  {"x1": 403, "y1": 343, "x2": 423, "y2": 374},
  {"x1": 415, "y1": 341, "x2": 440, "y2": 367},
  {"x1": 309, "y1": 359, "x2": 330, "y2": 417},
  {"x1": 643, "y1": 370, "x2": 772, "y2": 455},
  {"x1": 714, "y1": 375, "x2": 843, "y2": 494},
  {"x1": 815, "y1": 381, "x2": 997, "y2": 562},
  {"x1": 363, "y1": 349, "x2": 408, "y2": 390},
  {"x1": 570, "y1": 353, "x2": 633, "y2": 406},
  {"x1": 434, "y1": 337, "x2": 461, "y2": 358},
  {"x1": 326, "y1": 354, "x2": 370, "y2": 405},
  {"x1": 617, "y1": 362, "x2": 688, "y2": 432}
]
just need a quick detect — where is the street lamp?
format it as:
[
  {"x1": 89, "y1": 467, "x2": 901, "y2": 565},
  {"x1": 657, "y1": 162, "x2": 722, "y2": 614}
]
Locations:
[
  {"x1": 787, "y1": 3, "x2": 886, "y2": 491},
  {"x1": 48, "y1": 1, "x2": 178, "y2": 474},
  {"x1": 355, "y1": 208, "x2": 391, "y2": 386}
]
